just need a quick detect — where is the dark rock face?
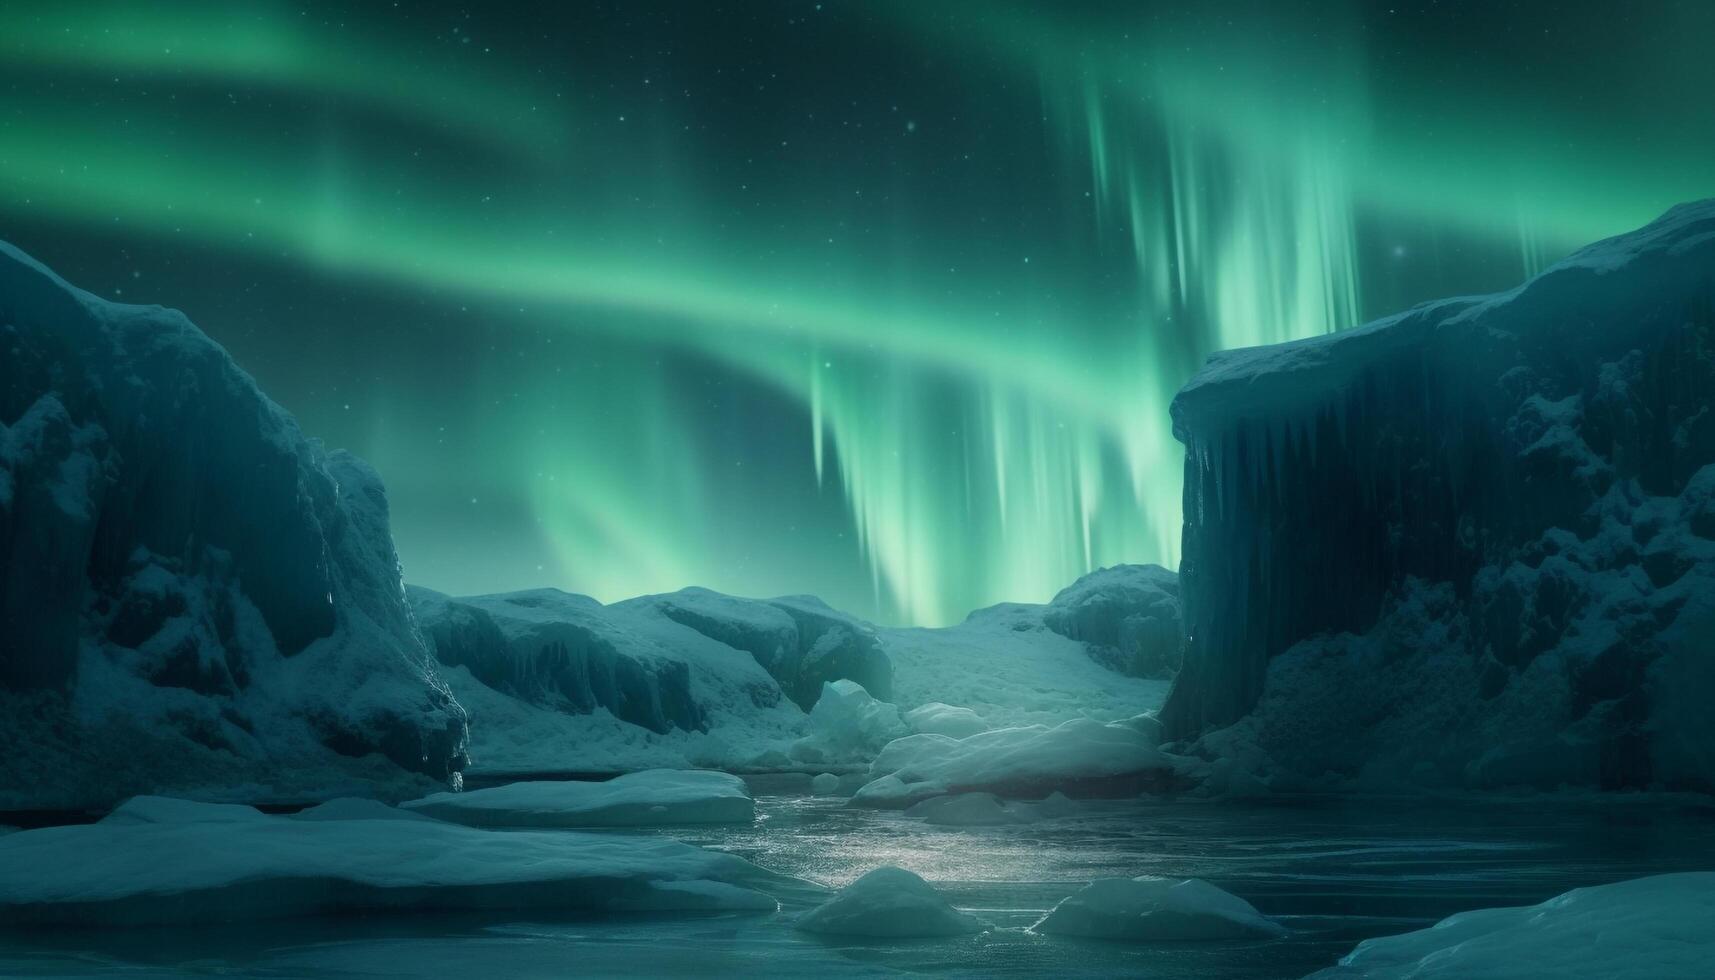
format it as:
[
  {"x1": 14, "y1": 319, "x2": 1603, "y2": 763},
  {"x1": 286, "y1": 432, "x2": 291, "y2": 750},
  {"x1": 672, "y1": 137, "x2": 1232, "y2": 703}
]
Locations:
[
  {"x1": 1042, "y1": 564, "x2": 1182, "y2": 679},
  {"x1": 1160, "y1": 202, "x2": 1715, "y2": 792},
  {"x1": 0, "y1": 242, "x2": 467, "y2": 807}
]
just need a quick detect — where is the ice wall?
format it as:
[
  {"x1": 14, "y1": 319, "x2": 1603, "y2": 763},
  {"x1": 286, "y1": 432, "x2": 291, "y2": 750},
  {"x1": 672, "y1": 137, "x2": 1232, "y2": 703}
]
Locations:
[
  {"x1": 1160, "y1": 202, "x2": 1715, "y2": 791},
  {"x1": 0, "y1": 242, "x2": 468, "y2": 807}
]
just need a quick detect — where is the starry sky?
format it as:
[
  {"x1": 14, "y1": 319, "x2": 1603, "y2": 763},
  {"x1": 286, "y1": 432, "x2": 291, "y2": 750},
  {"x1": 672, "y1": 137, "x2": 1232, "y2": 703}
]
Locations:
[{"x1": 4, "y1": 1, "x2": 1713, "y2": 624}]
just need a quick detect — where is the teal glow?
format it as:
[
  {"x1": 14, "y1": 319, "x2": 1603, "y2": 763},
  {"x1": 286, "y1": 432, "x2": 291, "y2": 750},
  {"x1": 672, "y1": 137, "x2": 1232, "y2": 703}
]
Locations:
[{"x1": 2, "y1": 2, "x2": 1711, "y2": 623}]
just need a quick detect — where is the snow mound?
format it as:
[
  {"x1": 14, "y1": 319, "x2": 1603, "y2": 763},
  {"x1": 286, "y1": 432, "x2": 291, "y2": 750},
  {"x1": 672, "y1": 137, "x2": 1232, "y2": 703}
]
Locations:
[
  {"x1": 1312, "y1": 872, "x2": 1715, "y2": 979},
  {"x1": 853, "y1": 717, "x2": 1173, "y2": 807},
  {"x1": 903, "y1": 702, "x2": 990, "y2": 738},
  {"x1": 411, "y1": 586, "x2": 808, "y2": 776},
  {"x1": 0, "y1": 241, "x2": 467, "y2": 809},
  {"x1": 1034, "y1": 876, "x2": 1286, "y2": 941},
  {"x1": 402, "y1": 769, "x2": 753, "y2": 827},
  {"x1": 794, "y1": 866, "x2": 987, "y2": 938},
  {"x1": 100, "y1": 796, "x2": 268, "y2": 826},
  {"x1": 904, "y1": 792, "x2": 1020, "y2": 826},
  {"x1": 1162, "y1": 199, "x2": 1715, "y2": 793},
  {"x1": 289, "y1": 798, "x2": 436, "y2": 822},
  {"x1": 1021, "y1": 791, "x2": 1085, "y2": 820},
  {"x1": 810, "y1": 772, "x2": 842, "y2": 795},
  {"x1": 1043, "y1": 564, "x2": 1183, "y2": 679},
  {"x1": 789, "y1": 680, "x2": 908, "y2": 765},
  {"x1": 0, "y1": 808, "x2": 809, "y2": 927}
]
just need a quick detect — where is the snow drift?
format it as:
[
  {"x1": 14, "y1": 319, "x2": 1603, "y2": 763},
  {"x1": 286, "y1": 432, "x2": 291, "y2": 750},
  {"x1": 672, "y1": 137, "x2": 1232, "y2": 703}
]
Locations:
[
  {"x1": 1314, "y1": 872, "x2": 1715, "y2": 979},
  {"x1": 0, "y1": 241, "x2": 467, "y2": 808},
  {"x1": 1034, "y1": 875, "x2": 1286, "y2": 941},
  {"x1": 1162, "y1": 201, "x2": 1715, "y2": 793},
  {"x1": 794, "y1": 866, "x2": 986, "y2": 937}
]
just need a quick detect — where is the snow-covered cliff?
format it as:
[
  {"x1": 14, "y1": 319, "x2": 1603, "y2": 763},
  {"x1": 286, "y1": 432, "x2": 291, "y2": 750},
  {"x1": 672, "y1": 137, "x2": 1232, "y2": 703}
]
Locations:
[
  {"x1": 0, "y1": 242, "x2": 468, "y2": 808},
  {"x1": 1162, "y1": 201, "x2": 1715, "y2": 792}
]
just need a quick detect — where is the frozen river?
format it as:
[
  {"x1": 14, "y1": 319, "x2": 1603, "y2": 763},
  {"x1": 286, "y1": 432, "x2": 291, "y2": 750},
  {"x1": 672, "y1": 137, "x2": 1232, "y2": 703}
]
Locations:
[{"x1": 4, "y1": 790, "x2": 1713, "y2": 978}]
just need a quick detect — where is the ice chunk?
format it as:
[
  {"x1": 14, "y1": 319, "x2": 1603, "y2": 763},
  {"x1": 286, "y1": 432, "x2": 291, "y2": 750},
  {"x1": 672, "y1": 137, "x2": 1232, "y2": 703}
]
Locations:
[
  {"x1": 1313, "y1": 873, "x2": 1715, "y2": 979},
  {"x1": 904, "y1": 792, "x2": 1020, "y2": 826},
  {"x1": 789, "y1": 680, "x2": 908, "y2": 765},
  {"x1": 794, "y1": 866, "x2": 987, "y2": 937},
  {"x1": 402, "y1": 769, "x2": 753, "y2": 828},
  {"x1": 903, "y1": 702, "x2": 990, "y2": 738},
  {"x1": 853, "y1": 717, "x2": 1172, "y2": 807},
  {"x1": 810, "y1": 772, "x2": 842, "y2": 794},
  {"x1": 1034, "y1": 876, "x2": 1286, "y2": 941},
  {"x1": 0, "y1": 810, "x2": 811, "y2": 927}
]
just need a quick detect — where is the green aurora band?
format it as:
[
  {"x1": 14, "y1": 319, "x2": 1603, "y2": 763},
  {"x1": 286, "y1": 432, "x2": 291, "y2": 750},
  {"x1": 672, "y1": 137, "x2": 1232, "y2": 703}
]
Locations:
[{"x1": 3, "y1": 1, "x2": 1712, "y2": 624}]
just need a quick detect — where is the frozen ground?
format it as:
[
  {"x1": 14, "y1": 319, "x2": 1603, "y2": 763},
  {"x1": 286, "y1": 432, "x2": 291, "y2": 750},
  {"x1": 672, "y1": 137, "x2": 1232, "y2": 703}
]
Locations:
[{"x1": 3, "y1": 791, "x2": 1711, "y2": 978}]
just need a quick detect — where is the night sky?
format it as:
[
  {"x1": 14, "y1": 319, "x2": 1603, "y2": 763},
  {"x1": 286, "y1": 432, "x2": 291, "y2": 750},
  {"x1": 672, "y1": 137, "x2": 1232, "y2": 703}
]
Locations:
[{"x1": 4, "y1": 1, "x2": 1712, "y2": 624}]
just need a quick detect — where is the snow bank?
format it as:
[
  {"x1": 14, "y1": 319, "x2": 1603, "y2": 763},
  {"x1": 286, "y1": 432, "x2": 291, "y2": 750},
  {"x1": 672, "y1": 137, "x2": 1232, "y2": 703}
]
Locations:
[
  {"x1": 1034, "y1": 876, "x2": 1286, "y2": 941},
  {"x1": 402, "y1": 769, "x2": 753, "y2": 827},
  {"x1": 789, "y1": 680, "x2": 908, "y2": 765},
  {"x1": 794, "y1": 866, "x2": 987, "y2": 937},
  {"x1": 853, "y1": 717, "x2": 1173, "y2": 807},
  {"x1": 1162, "y1": 199, "x2": 1715, "y2": 792},
  {"x1": 1313, "y1": 873, "x2": 1715, "y2": 979},
  {"x1": 1043, "y1": 564, "x2": 1183, "y2": 678},
  {"x1": 903, "y1": 702, "x2": 990, "y2": 738},
  {"x1": 0, "y1": 806, "x2": 809, "y2": 927},
  {"x1": 0, "y1": 241, "x2": 467, "y2": 809},
  {"x1": 289, "y1": 797, "x2": 436, "y2": 822}
]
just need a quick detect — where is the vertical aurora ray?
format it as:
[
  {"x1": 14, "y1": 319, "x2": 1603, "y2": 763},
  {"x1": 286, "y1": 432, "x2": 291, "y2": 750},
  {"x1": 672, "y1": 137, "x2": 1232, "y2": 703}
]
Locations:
[{"x1": 2, "y1": 1, "x2": 1711, "y2": 624}]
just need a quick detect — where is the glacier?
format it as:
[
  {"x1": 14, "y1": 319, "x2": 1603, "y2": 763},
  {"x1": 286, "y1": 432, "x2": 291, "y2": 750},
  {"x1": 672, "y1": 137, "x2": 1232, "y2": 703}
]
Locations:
[
  {"x1": 0, "y1": 241, "x2": 468, "y2": 809},
  {"x1": 1161, "y1": 200, "x2": 1715, "y2": 793}
]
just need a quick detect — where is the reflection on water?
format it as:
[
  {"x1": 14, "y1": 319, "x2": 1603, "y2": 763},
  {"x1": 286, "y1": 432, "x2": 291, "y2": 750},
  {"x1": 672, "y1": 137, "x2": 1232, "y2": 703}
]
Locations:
[{"x1": 3, "y1": 794, "x2": 1713, "y2": 978}]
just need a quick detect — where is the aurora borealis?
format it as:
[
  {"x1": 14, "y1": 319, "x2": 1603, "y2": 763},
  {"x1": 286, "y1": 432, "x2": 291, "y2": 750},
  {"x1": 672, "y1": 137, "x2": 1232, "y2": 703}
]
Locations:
[{"x1": 4, "y1": 2, "x2": 1712, "y2": 625}]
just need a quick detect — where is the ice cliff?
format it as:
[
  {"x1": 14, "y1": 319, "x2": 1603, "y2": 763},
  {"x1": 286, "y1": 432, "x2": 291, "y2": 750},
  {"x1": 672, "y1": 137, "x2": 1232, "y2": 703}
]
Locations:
[
  {"x1": 1161, "y1": 201, "x2": 1715, "y2": 792},
  {"x1": 0, "y1": 242, "x2": 468, "y2": 808}
]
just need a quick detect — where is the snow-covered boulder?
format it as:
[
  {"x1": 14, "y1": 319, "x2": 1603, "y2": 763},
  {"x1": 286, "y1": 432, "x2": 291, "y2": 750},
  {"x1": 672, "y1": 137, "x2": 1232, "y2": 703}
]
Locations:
[
  {"x1": 794, "y1": 866, "x2": 986, "y2": 937},
  {"x1": 852, "y1": 717, "x2": 1174, "y2": 808},
  {"x1": 0, "y1": 241, "x2": 467, "y2": 809},
  {"x1": 0, "y1": 808, "x2": 812, "y2": 926},
  {"x1": 904, "y1": 792, "x2": 1020, "y2": 826},
  {"x1": 402, "y1": 770, "x2": 753, "y2": 827},
  {"x1": 1034, "y1": 876, "x2": 1286, "y2": 941},
  {"x1": 1162, "y1": 200, "x2": 1715, "y2": 793},
  {"x1": 1313, "y1": 873, "x2": 1715, "y2": 979},
  {"x1": 1043, "y1": 564, "x2": 1183, "y2": 679},
  {"x1": 789, "y1": 680, "x2": 909, "y2": 765},
  {"x1": 903, "y1": 702, "x2": 990, "y2": 738}
]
